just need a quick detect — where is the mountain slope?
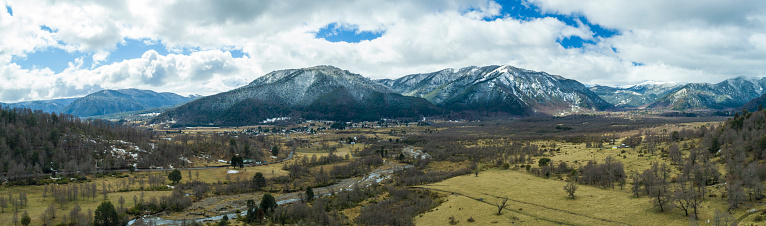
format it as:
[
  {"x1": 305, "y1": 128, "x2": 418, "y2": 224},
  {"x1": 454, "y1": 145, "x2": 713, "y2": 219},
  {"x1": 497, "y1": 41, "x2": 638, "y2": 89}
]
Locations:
[
  {"x1": 741, "y1": 92, "x2": 766, "y2": 112},
  {"x1": 64, "y1": 89, "x2": 196, "y2": 117},
  {"x1": 379, "y1": 65, "x2": 612, "y2": 115},
  {"x1": 155, "y1": 66, "x2": 443, "y2": 125},
  {"x1": 0, "y1": 97, "x2": 79, "y2": 113},
  {"x1": 589, "y1": 81, "x2": 680, "y2": 108},
  {"x1": 647, "y1": 77, "x2": 766, "y2": 110}
]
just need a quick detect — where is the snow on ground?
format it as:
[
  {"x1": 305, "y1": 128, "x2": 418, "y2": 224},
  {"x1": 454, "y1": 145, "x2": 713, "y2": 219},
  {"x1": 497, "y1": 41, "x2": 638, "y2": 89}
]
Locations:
[
  {"x1": 227, "y1": 170, "x2": 239, "y2": 174},
  {"x1": 262, "y1": 117, "x2": 290, "y2": 124},
  {"x1": 139, "y1": 112, "x2": 161, "y2": 117}
]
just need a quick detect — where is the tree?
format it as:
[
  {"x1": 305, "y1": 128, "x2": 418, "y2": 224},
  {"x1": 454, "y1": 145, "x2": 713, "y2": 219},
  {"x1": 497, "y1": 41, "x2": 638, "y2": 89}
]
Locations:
[
  {"x1": 253, "y1": 172, "x2": 267, "y2": 191},
  {"x1": 246, "y1": 199, "x2": 259, "y2": 223},
  {"x1": 260, "y1": 194, "x2": 278, "y2": 213},
  {"x1": 668, "y1": 144, "x2": 682, "y2": 165},
  {"x1": 727, "y1": 180, "x2": 746, "y2": 209},
  {"x1": 271, "y1": 146, "x2": 280, "y2": 156},
  {"x1": 713, "y1": 210, "x2": 735, "y2": 226},
  {"x1": 168, "y1": 169, "x2": 182, "y2": 184},
  {"x1": 20, "y1": 211, "x2": 30, "y2": 226},
  {"x1": 538, "y1": 158, "x2": 551, "y2": 167},
  {"x1": 564, "y1": 181, "x2": 578, "y2": 199},
  {"x1": 495, "y1": 197, "x2": 508, "y2": 215},
  {"x1": 118, "y1": 196, "x2": 125, "y2": 210},
  {"x1": 305, "y1": 187, "x2": 314, "y2": 202},
  {"x1": 230, "y1": 155, "x2": 243, "y2": 169},
  {"x1": 218, "y1": 214, "x2": 229, "y2": 226},
  {"x1": 645, "y1": 162, "x2": 671, "y2": 211},
  {"x1": 94, "y1": 201, "x2": 119, "y2": 226},
  {"x1": 673, "y1": 175, "x2": 701, "y2": 218}
]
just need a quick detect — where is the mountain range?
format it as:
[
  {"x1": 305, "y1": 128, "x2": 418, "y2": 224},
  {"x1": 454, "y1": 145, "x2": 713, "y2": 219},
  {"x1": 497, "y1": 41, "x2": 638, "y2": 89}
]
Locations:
[
  {"x1": 647, "y1": 77, "x2": 766, "y2": 110},
  {"x1": 5, "y1": 65, "x2": 765, "y2": 124},
  {"x1": 0, "y1": 97, "x2": 79, "y2": 113},
  {"x1": 1, "y1": 89, "x2": 197, "y2": 117},
  {"x1": 589, "y1": 77, "x2": 766, "y2": 111},
  {"x1": 589, "y1": 81, "x2": 680, "y2": 108},
  {"x1": 154, "y1": 66, "x2": 444, "y2": 126},
  {"x1": 379, "y1": 65, "x2": 612, "y2": 115}
]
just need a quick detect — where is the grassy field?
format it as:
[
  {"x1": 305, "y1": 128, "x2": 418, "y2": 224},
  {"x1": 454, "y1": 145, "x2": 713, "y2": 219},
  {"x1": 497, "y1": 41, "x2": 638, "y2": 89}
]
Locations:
[
  {"x1": 416, "y1": 169, "x2": 731, "y2": 226},
  {"x1": 0, "y1": 185, "x2": 171, "y2": 226}
]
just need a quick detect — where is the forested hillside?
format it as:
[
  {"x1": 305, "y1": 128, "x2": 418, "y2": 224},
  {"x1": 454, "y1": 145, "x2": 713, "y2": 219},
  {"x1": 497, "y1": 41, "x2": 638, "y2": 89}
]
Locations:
[{"x1": 0, "y1": 108, "x2": 270, "y2": 182}]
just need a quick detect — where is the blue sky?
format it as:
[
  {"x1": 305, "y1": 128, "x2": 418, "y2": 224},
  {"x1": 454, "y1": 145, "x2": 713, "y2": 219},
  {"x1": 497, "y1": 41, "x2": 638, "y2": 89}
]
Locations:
[{"x1": 1, "y1": 0, "x2": 765, "y2": 102}]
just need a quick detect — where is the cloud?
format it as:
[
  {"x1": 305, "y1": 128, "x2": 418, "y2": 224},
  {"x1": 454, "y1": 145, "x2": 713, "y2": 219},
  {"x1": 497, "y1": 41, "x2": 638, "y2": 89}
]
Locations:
[
  {"x1": 3, "y1": 0, "x2": 766, "y2": 102},
  {"x1": 0, "y1": 49, "x2": 254, "y2": 102},
  {"x1": 91, "y1": 51, "x2": 109, "y2": 67},
  {"x1": 529, "y1": 0, "x2": 766, "y2": 83}
]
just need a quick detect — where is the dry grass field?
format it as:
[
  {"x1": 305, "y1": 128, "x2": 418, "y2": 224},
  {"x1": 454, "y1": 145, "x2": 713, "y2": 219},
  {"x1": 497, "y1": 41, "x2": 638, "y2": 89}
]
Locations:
[{"x1": 417, "y1": 169, "x2": 731, "y2": 226}]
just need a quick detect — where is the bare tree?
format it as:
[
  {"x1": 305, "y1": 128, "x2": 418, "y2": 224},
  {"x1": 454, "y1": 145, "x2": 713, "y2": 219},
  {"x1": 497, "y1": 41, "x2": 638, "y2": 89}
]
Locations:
[
  {"x1": 673, "y1": 175, "x2": 701, "y2": 218},
  {"x1": 46, "y1": 202, "x2": 56, "y2": 220},
  {"x1": 496, "y1": 197, "x2": 508, "y2": 215},
  {"x1": 118, "y1": 196, "x2": 125, "y2": 211},
  {"x1": 712, "y1": 210, "x2": 735, "y2": 226},
  {"x1": 631, "y1": 173, "x2": 641, "y2": 198},
  {"x1": 727, "y1": 180, "x2": 746, "y2": 209},
  {"x1": 564, "y1": 181, "x2": 577, "y2": 199},
  {"x1": 668, "y1": 144, "x2": 682, "y2": 165},
  {"x1": 646, "y1": 162, "x2": 671, "y2": 211}
]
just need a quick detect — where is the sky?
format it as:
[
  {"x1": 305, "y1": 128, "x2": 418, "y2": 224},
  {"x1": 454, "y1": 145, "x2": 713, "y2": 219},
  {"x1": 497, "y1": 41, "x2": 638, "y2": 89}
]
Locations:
[{"x1": 2, "y1": 0, "x2": 766, "y2": 102}]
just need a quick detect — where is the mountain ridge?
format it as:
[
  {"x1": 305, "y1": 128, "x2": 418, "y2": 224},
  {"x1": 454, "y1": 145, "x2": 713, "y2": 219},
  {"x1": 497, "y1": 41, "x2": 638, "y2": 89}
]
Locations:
[
  {"x1": 378, "y1": 65, "x2": 612, "y2": 115},
  {"x1": 154, "y1": 65, "x2": 443, "y2": 126},
  {"x1": 647, "y1": 76, "x2": 766, "y2": 110}
]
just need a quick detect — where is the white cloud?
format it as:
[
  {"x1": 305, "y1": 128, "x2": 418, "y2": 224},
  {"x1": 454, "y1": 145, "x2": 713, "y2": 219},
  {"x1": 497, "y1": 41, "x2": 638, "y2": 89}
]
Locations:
[
  {"x1": 92, "y1": 51, "x2": 109, "y2": 67},
  {"x1": 529, "y1": 0, "x2": 766, "y2": 83},
  {"x1": 0, "y1": 50, "x2": 254, "y2": 102},
  {"x1": 2, "y1": 0, "x2": 766, "y2": 102}
]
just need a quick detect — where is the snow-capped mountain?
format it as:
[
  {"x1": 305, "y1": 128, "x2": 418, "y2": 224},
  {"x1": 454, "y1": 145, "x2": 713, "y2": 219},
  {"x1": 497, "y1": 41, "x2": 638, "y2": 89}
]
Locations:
[
  {"x1": 64, "y1": 89, "x2": 197, "y2": 117},
  {"x1": 155, "y1": 65, "x2": 442, "y2": 125},
  {"x1": 0, "y1": 97, "x2": 79, "y2": 113},
  {"x1": 647, "y1": 76, "x2": 766, "y2": 110},
  {"x1": 378, "y1": 65, "x2": 612, "y2": 115},
  {"x1": 589, "y1": 81, "x2": 680, "y2": 108}
]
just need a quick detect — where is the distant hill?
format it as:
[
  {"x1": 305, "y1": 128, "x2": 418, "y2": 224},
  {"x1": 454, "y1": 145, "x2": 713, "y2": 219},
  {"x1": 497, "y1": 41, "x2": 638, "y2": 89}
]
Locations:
[
  {"x1": 647, "y1": 77, "x2": 766, "y2": 110},
  {"x1": 63, "y1": 89, "x2": 197, "y2": 117},
  {"x1": 0, "y1": 97, "x2": 79, "y2": 113},
  {"x1": 378, "y1": 65, "x2": 612, "y2": 115},
  {"x1": 154, "y1": 66, "x2": 444, "y2": 126},
  {"x1": 740, "y1": 92, "x2": 766, "y2": 112},
  {"x1": 589, "y1": 81, "x2": 680, "y2": 108}
]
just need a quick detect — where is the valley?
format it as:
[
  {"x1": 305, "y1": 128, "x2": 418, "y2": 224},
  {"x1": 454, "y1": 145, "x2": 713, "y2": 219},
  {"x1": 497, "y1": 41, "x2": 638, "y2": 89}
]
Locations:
[
  {"x1": 3, "y1": 106, "x2": 762, "y2": 225},
  {"x1": 1, "y1": 65, "x2": 765, "y2": 226}
]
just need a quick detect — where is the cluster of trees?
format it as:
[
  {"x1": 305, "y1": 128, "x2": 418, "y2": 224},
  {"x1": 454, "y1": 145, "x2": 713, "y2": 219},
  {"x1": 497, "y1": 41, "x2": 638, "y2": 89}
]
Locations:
[
  {"x1": 0, "y1": 191, "x2": 27, "y2": 213},
  {"x1": 356, "y1": 187, "x2": 436, "y2": 225},
  {"x1": 46, "y1": 183, "x2": 100, "y2": 206},
  {"x1": 126, "y1": 186, "x2": 192, "y2": 214}
]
